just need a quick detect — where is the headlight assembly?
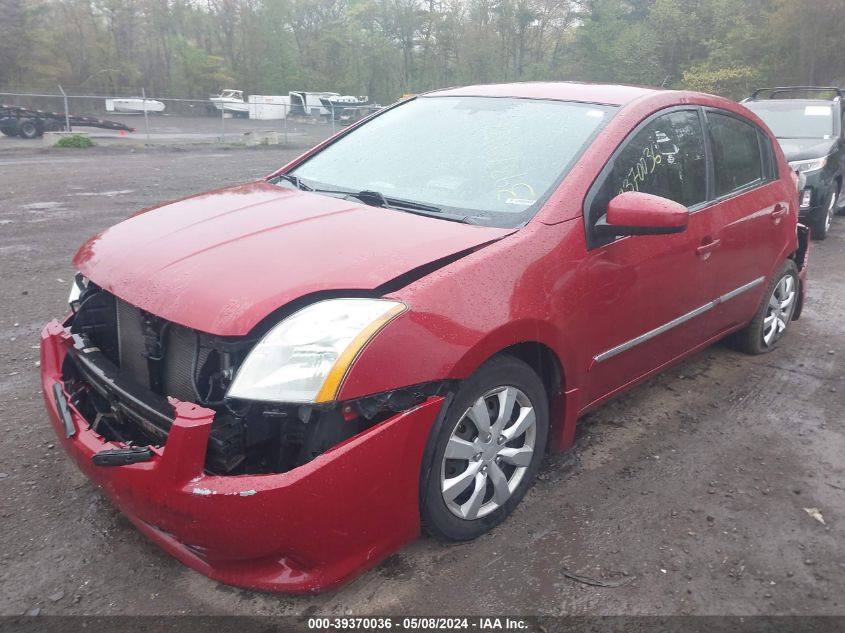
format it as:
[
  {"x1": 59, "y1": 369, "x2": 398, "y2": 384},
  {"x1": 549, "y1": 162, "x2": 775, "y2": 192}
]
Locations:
[
  {"x1": 68, "y1": 273, "x2": 88, "y2": 305},
  {"x1": 227, "y1": 298, "x2": 407, "y2": 404},
  {"x1": 789, "y1": 157, "x2": 827, "y2": 174}
]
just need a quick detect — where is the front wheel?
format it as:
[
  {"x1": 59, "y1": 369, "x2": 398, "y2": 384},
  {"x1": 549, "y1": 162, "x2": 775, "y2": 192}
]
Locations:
[
  {"x1": 811, "y1": 187, "x2": 838, "y2": 240},
  {"x1": 727, "y1": 260, "x2": 799, "y2": 355},
  {"x1": 420, "y1": 355, "x2": 548, "y2": 541}
]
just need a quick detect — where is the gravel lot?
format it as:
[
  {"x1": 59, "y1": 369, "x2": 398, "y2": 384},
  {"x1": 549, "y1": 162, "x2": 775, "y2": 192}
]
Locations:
[
  {"x1": 0, "y1": 114, "x2": 335, "y2": 149},
  {"x1": 0, "y1": 144, "x2": 843, "y2": 617}
]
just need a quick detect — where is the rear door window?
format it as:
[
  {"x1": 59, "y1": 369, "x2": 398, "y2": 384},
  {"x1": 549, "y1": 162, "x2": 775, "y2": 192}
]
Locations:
[{"x1": 707, "y1": 112, "x2": 764, "y2": 197}]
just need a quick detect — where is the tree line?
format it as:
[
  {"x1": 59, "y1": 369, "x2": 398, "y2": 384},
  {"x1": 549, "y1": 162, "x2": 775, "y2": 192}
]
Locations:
[{"x1": 1, "y1": 0, "x2": 844, "y2": 104}]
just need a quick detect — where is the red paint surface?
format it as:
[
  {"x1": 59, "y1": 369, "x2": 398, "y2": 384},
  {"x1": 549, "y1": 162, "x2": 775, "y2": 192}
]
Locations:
[
  {"x1": 606, "y1": 191, "x2": 689, "y2": 228},
  {"x1": 73, "y1": 182, "x2": 511, "y2": 335},
  {"x1": 45, "y1": 82, "x2": 807, "y2": 592},
  {"x1": 428, "y1": 81, "x2": 658, "y2": 105}
]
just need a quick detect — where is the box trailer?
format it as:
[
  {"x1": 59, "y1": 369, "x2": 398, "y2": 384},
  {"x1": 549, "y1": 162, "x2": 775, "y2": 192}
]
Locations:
[{"x1": 248, "y1": 95, "x2": 290, "y2": 120}]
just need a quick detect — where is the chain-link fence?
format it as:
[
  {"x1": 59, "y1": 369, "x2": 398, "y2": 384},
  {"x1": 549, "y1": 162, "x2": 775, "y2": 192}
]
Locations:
[{"x1": 0, "y1": 87, "x2": 377, "y2": 148}]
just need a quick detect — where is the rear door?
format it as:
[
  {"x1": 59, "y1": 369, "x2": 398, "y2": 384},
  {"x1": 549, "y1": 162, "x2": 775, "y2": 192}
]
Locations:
[
  {"x1": 702, "y1": 109, "x2": 793, "y2": 334},
  {"x1": 579, "y1": 108, "x2": 716, "y2": 405}
]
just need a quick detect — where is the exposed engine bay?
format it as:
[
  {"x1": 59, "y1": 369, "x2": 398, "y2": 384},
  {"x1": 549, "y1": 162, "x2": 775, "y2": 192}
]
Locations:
[{"x1": 62, "y1": 280, "x2": 447, "y2": 475}]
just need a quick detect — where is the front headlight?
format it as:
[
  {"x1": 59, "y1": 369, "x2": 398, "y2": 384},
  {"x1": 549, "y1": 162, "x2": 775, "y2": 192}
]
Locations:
[
  {"x1": 227, "y1": 298, "x2": 406, "y2": 404},
  {"x1": 789, "y1": 157, "x2": 827, "y2": 174}
]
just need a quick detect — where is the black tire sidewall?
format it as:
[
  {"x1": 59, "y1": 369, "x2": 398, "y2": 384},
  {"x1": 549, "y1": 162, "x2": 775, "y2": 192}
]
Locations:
[
  {"x1": 420, "y1": 355, "x2": 549, "y2": 541},
  {"x1": 18, "y1": 120, "x2": 38, "y2": 139}
]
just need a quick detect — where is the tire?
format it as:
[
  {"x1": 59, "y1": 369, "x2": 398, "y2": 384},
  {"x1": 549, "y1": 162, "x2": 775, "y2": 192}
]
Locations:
[
  {"x1": 17, "y1": 119, "x2": 39, "y2": 139},
  {"x1": 0, "y1": 125, "x2": 17, "y2": 137},
  {"x1": 810, "y1": 186, "x2": 837, "y2": 240},
  {"x1": 727, "y1": 259, "x2": 799, "y2": 355},
  {"x1": 420, "y1": 355, "x2": 549, "y2": 541},
  {"x1": 44, "y1": 120, "x2": 63, "y2": 132}
]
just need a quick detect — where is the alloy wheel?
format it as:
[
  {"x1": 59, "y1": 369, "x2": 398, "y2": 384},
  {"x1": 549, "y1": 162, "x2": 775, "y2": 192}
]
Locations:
[
  {"x1": 440, "y1": 386, "x2": 537, "y2": 520},
  {"x1": 762, "y1": 274, "x2": 796, "y2": 346}
]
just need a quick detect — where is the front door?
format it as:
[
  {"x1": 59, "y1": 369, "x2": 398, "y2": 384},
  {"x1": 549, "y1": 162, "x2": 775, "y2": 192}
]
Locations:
[{"x1": 578, "y1": 108, "x2": 716, "y2": 406}]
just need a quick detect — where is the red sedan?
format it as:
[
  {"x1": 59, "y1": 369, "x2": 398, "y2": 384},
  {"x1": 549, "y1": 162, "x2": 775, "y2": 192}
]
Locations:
[{"x1": 41, "y1": 82, "x2": 809, "y2": 592}]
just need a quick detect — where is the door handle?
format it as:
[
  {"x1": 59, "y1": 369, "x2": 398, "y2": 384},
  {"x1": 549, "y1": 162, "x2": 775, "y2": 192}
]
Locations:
[
  {"x1": 770, "y1": 204, "x2": 788, "y2": 223},
  {"x1": 696, "y1": 238, "x2": 721, "y2": 259}
]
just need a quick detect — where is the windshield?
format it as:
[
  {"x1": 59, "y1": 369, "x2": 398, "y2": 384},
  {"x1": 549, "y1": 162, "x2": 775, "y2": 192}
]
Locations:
[
  {"x1": 290, "y1": 96, "x2": 615, "y2": 227},
  {"x1": 745, "y1": 101, "x2": 834, "y2": 139}
]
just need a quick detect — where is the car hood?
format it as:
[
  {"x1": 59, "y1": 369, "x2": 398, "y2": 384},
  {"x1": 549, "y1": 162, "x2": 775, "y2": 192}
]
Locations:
[
  {"x1": 74, "y1": 181, "x2": 513, "y2": 335},
  {"x1": 777, "y1": 138, "x2": 837, "y2": 162}
]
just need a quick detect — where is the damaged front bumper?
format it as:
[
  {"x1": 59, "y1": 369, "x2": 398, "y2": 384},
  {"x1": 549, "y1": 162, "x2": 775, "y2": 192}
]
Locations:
[{"x1": 40, "y1": 319, "x2": 444, "y2": 593}]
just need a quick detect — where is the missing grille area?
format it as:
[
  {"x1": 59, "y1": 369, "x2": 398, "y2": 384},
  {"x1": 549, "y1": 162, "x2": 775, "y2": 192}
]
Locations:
[
  {"x1": 116, "y1": 299, "x2": 150, "y2": 389},
  {"x1": 64, "y1": 284, "x2": 442, "y2": 476}
]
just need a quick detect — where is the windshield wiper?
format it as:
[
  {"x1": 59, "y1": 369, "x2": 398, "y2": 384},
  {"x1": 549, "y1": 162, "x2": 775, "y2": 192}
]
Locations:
[
  {"x1": 348, "y1": 190, "x2": 475, "y2": 223},
  {"x1": 285, "y1": 183, "x2": 472, "y2": 223},
  {"x1": 274, "y1": 173, "x2": 312, "y2": 191},
  {"x1": 308, "y1": 186, "x2": 450, "y2": 213},
  {"x1": 351, "y1": 190, "x2": 442, "y2": 213}
]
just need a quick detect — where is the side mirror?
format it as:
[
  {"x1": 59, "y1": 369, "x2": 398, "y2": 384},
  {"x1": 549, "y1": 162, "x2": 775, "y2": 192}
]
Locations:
[{"x1": 594, "y1": 191, "x2": 688, "y2": 238}]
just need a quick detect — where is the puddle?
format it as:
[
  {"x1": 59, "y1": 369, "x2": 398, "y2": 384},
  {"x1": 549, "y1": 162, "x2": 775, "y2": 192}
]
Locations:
[
  {"x1": 22, "y1": 201, "x2": 64, "y2": 211},
  {"x1": 72, "y1": 190, "x2": 135, "y2": 197},
  {"x1": 0, "y1": 244, "x2": 32, "y2": 254}
]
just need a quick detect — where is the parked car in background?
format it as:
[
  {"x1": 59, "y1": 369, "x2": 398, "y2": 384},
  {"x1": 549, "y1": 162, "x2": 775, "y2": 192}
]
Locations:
[
  {"x1": 41, "y1": 82, "x2": 809, "y2": 593},
  {"x1": 743, "y1": 86, "x2": 845, "y2": 240}
]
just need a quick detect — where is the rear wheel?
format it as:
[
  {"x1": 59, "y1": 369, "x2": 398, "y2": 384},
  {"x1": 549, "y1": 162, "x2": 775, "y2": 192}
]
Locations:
[
  {"x1": 420, "y1": 355, "x2": 548, "y2": 541},
  {"x1": 17, "y1": 119, "x2": 39, "y2": 139},
  {"x1": 44, "y1": 119, "x2": 63, "y2": 132},
  {"x1": 811, "y1": 187, "x2": 837, "y2": 240},
  {"x1": 727, "y1": 259, "x2": 799, "y2": 355}
]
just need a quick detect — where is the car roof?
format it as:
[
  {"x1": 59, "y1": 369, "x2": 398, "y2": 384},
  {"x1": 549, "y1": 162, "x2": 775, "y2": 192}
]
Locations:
[
  {"x1": 745, "y1": 99, "x2": 834, "y2": 106},
  {"x1": 424, "y1": 82, "x2": 660, "y2": 106}
]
